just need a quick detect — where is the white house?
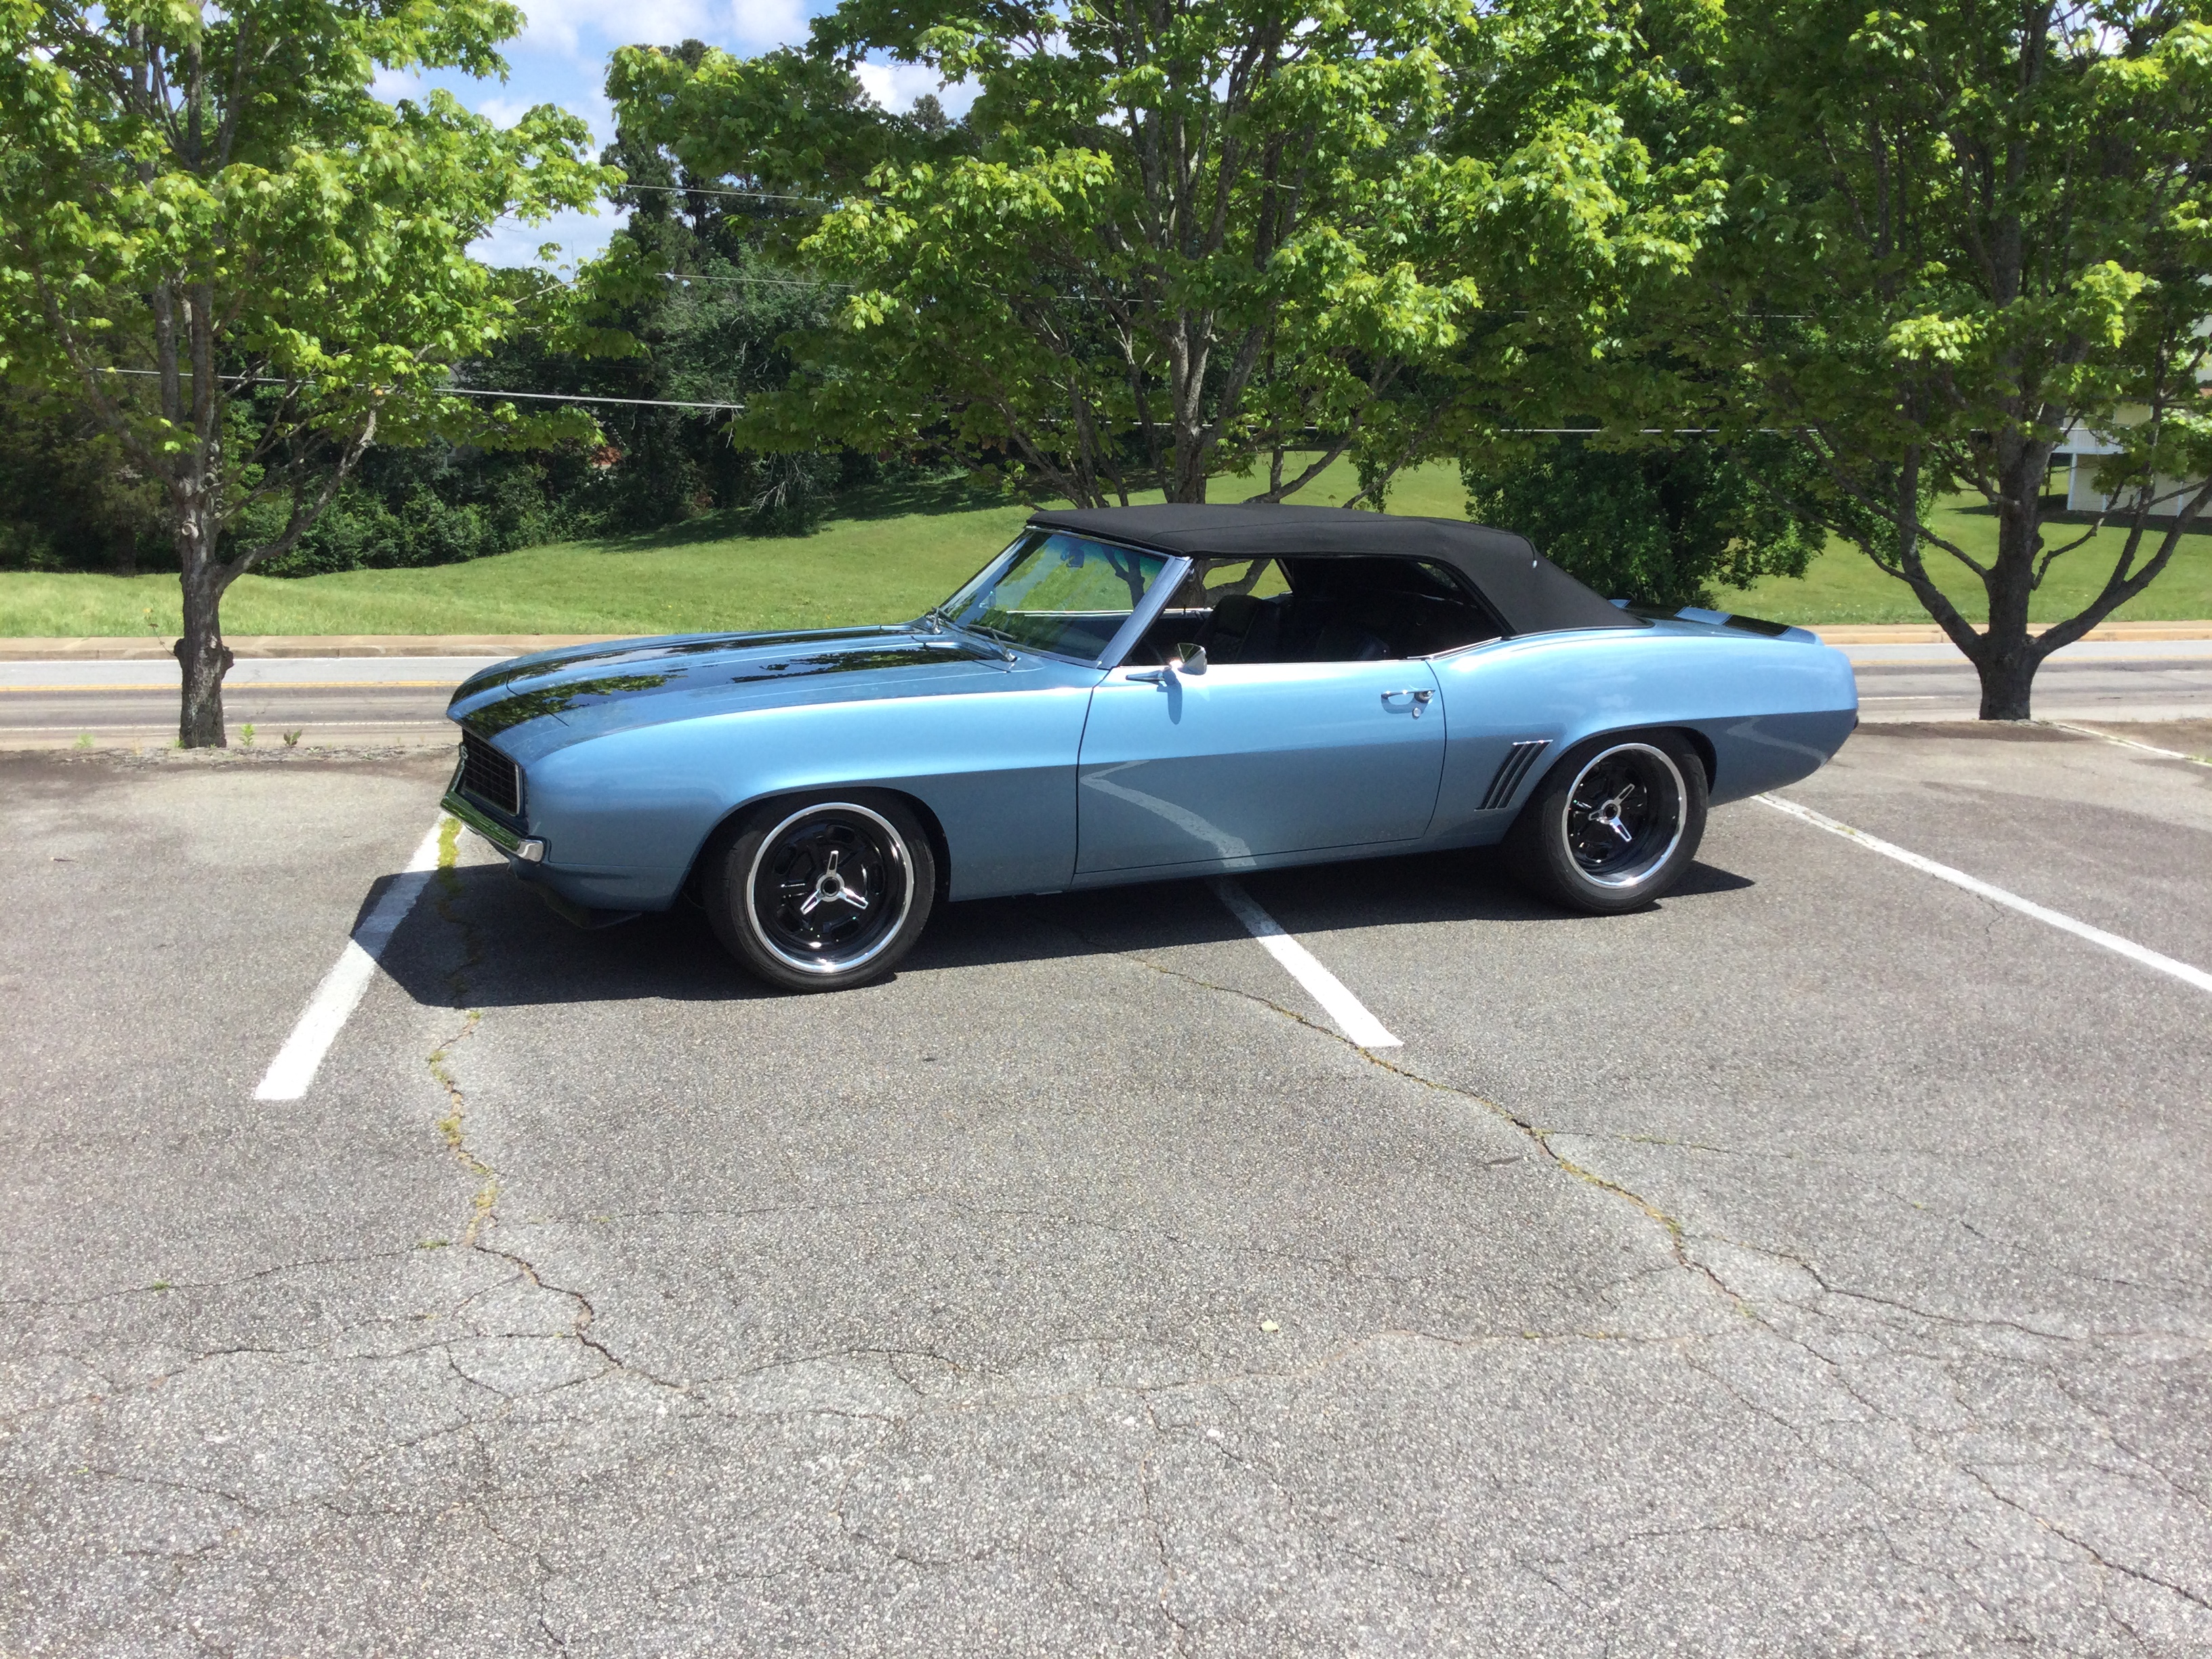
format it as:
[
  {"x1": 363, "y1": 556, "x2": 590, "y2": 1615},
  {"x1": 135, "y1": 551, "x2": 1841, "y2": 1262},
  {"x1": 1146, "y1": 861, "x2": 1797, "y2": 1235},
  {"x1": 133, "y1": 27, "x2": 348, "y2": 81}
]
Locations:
[{"x1": 2055, "y1": 419, "x2": 2210, "y2": 518}]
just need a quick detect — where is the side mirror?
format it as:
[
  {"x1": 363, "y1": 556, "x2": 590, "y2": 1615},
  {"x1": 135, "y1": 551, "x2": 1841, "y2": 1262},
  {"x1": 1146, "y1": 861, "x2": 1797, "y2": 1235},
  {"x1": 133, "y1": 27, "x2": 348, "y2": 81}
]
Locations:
[{"x1": 1175, "y1": 645, "x2": 1208, "y2": 675}]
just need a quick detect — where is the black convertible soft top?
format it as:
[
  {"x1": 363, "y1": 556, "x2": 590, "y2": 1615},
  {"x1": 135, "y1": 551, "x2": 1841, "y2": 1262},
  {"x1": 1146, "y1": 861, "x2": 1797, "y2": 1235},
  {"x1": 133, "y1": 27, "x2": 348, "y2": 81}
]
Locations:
[{"x1": 1027, "y1": 504, "x2": 1637, "y2": 636}]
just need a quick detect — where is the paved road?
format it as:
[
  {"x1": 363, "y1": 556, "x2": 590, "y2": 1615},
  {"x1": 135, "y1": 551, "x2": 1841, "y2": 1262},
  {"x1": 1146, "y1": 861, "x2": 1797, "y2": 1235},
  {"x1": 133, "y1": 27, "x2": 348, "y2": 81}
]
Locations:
[
  {"x1": 0, "y1": 656, "x2": 496, "y2": 747},
  {"x1": 3, "y1": 722, "x2": 2210, "y2": 1654},
  {"x1": 1847, "y1": 638, "x2": 2212, "y2": 721},
  {"x1": 5, "y1": 638, "x2": 2212, "y2": 745}
]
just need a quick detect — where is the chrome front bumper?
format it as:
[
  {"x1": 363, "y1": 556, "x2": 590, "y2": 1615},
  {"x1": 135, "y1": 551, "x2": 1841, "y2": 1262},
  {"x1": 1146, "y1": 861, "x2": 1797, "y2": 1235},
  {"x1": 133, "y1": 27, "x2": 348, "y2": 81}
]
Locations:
[{"x1": 441, "y1": 786, "x2": 544, "y2": 862}]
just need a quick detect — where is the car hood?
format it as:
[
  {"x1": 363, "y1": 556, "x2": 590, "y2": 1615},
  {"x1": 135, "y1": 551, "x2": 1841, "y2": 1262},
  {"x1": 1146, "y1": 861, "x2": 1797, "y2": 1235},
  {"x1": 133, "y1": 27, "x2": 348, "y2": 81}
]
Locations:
[{"x1": 447, "y1": 625, "x2": 1027, "y2": 760}]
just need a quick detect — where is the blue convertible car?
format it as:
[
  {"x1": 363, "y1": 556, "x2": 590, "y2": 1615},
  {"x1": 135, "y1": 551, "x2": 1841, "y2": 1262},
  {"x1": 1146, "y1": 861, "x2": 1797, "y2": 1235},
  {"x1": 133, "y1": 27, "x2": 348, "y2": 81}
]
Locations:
[{"x1": 442, "y1": 506, "x2": 1857, "y2": 991}]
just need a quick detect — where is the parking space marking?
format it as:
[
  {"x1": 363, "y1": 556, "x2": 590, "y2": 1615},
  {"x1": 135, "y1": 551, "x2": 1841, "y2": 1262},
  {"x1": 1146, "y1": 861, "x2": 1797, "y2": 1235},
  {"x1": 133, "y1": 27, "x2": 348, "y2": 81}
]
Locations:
[
  {"x1": 1759, "y1": 794, "x2": 2212, "y2": 997},
  {"x1": 253, "y1": 816, "x2": 450, "y2": 1101},
  {"x1": 1209, "y1": 877, "x2": 1402, "y2": 1048},
  {"x1": 2043, "y1": 719, "x2": 2212, "y2": 767}
]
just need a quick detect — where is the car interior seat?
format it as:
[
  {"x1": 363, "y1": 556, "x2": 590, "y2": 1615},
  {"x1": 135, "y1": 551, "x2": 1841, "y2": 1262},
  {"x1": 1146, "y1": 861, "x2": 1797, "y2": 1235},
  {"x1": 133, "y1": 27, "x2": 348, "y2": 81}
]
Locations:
[
  {"x1": 1197, "y1": 592, "x2": 1285, "y2": 663},
  {"x1": 1306, "y1": 594, "x2": 1396, "y2": 661}
]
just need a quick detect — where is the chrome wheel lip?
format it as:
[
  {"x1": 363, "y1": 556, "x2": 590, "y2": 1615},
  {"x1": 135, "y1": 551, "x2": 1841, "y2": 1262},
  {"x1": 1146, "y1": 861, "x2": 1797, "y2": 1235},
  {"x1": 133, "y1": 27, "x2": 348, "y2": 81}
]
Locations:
[
  {"x1": 1560, "y1": 742, "x2": 1687, "y2": 890},
  {"x1": 744, "y1": 802, "x2": 915, "y2": 975}
]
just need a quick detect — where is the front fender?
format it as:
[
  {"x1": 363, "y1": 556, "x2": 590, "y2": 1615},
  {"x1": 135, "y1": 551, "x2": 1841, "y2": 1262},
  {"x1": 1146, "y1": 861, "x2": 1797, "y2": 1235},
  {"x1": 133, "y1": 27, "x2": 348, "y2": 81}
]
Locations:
[{"x1": 504, "y1": 672, "x2": 1100, "y2": 911}]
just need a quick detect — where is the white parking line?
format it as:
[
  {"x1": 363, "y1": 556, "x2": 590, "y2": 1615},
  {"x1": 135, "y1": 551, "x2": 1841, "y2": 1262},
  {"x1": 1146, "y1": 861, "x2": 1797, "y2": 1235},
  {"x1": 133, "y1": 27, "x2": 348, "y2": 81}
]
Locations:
[
  {"x1": 1209, "y1": 878, "x2": 1402, "y2": 1048},
  {"x1": 253, "y1": 817, "x2": 450, "y2": 1101},
  {"x1": 1759, "y1": 794, "x2": 2212, "y2": 997},
  {"x1": 2042, "y1": 719, "x2": 2212, "y2": 767}
]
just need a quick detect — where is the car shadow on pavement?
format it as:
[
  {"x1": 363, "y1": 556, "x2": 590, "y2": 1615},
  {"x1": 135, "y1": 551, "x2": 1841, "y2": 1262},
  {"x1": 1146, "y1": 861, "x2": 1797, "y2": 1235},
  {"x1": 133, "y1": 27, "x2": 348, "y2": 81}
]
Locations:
[{"x1": 370, "y1": 845, "x2": 1757, "y2": 1010}]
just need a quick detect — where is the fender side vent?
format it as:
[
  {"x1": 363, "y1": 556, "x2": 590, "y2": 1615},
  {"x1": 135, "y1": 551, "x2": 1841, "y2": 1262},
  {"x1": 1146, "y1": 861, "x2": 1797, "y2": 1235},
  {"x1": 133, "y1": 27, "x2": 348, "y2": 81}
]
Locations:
[{"x1": 1481, "y1": 740, "x2": 1550, "y2": 811}]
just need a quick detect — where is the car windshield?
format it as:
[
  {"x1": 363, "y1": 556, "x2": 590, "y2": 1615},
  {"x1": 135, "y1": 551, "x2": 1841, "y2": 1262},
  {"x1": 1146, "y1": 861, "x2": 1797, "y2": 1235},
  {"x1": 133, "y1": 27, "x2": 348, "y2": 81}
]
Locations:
[{"x1": 939, "y1": 531, "x2": 1171, "y2": 661}]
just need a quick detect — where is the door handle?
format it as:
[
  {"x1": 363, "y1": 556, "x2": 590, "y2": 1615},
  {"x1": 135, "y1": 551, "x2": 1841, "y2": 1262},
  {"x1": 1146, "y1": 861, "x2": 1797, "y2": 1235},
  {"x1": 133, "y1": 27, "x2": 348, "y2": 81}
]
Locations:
[{"x1": 1381, "y1": 688, "x2": 1434, "y2": 717}]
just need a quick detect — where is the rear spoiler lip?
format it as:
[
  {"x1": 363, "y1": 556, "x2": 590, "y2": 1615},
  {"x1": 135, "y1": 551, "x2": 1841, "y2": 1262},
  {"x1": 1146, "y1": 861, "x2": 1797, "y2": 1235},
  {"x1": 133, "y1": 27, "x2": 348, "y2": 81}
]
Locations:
[{"x1": 1615, "y1": 600, "x2": 1818, "y2": 644}]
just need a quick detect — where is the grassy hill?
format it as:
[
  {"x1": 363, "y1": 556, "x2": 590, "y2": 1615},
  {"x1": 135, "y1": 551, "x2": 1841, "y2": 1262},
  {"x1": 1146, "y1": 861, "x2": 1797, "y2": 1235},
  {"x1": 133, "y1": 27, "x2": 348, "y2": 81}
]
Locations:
[{"x1": 3, "y1": 455, "x2": 2208, "y2": 635}]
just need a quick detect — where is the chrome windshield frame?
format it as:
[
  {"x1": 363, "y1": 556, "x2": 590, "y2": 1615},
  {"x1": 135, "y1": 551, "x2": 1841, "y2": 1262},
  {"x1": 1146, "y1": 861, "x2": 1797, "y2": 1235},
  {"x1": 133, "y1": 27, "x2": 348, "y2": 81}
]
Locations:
[
  {"x1": 929, "y1": 529, "x2": 1189, "y2": 670},
  {"x1": 1092, "y1": 551, "x2": 1192, "y2": 669}
]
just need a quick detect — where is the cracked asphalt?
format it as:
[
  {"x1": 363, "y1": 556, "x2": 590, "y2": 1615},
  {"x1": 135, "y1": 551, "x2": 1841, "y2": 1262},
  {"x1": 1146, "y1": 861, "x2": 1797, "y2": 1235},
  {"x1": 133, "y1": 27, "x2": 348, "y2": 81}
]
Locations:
[{"x1": 3, "y1": 722, "x2": 2210, "y2": 1656}]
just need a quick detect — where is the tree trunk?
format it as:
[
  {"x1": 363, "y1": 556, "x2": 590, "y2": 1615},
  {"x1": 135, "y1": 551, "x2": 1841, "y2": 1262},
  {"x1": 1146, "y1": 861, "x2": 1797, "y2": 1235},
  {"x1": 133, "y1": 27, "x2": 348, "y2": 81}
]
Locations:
[
  {"x1": 1974, "y1": 639, "x2": 2036, "y2": 720},
  {"x1": 173, "y1": 512, "x2": 231, "y2": 749},
  {"x1": 1973, "y1": 442, "x2": 2052, "y2": 721}
]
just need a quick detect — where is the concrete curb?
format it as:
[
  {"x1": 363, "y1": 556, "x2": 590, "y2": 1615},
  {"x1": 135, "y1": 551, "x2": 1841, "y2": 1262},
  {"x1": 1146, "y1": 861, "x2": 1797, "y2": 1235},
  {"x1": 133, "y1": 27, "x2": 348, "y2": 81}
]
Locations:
[
  {"x1": 1809, "y1": 621, "x2": 2212, "y2": 644},
  {"x1": 0, "y1": 634, "x2": 611, "y2": 661},
  {"x1": 7, "y1": 619, "x2": 2212, "y2": 660}
]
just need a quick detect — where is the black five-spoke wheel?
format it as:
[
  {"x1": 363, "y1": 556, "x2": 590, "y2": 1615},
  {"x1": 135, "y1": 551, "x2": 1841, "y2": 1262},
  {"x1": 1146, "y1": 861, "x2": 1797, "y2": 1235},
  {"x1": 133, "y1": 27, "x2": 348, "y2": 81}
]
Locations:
[
  {"x1": 1506, "y1": 731, "x2": 1708, "y2": 914},
  {"x1": 1563, "y1": 743, "x2": 1687, "y2": 888},
  {"x1": 705, "y1": 795, "x2": 937, "y2": 991}
]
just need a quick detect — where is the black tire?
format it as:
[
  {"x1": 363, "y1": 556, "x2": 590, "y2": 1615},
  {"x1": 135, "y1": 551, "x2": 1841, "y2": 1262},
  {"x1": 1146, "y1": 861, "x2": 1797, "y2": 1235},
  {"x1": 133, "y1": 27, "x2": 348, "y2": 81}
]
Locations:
[
  {"x1": 703, "y1": 793, "x2": 937, "y2": 991},
  {"x1": 1504, "y1": 731, "x2": 1708, "y2": 915}
]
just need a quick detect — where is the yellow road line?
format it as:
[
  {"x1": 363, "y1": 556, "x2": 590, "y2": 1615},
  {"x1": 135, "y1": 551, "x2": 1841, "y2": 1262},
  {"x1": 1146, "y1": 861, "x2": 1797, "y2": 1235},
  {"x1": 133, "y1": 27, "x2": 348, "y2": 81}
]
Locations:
[{"x1": 0, "y1": 680, "x2": 459, "y2": 693}]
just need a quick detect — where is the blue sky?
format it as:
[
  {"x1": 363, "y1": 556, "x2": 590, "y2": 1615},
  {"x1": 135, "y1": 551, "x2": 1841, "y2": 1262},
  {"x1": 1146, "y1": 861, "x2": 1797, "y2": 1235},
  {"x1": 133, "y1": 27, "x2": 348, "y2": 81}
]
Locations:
[{"x1": 375, "y1": 1, "x2": 965, "y2": 270}]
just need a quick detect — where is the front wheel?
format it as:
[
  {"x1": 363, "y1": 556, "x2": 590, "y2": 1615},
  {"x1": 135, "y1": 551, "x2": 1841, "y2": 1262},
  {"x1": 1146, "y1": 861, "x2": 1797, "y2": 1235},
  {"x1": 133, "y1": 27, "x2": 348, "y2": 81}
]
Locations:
[
  {"x1": 704, "y1": 794, "x2": 937, "y2": 991},
  {"x1": 1504, "y1": 733, "x2": 1708, "y2": 915}
]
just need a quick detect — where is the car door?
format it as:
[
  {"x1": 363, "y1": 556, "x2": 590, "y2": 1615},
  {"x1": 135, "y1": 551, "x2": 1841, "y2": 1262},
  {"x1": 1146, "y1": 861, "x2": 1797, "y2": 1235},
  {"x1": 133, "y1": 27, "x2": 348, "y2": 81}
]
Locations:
[{"x1": 1074, "y1": 657, "x2": 1446, "y2": 874}]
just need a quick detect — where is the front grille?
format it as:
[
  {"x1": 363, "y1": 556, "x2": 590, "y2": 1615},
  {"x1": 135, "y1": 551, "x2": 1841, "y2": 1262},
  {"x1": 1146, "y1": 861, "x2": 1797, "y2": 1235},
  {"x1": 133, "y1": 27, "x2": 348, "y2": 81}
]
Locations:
[{"x1": 458, "y1": 730, "x2": 522, "y2": 818}]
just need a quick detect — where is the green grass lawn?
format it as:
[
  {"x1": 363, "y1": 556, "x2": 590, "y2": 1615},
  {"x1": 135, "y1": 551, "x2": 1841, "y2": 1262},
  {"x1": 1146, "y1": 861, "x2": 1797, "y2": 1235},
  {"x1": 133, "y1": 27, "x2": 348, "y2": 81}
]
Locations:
[
  {"x1": 3, "y1": 455, "x2": 2206, "y2": 636},
  {"x1": 1713, "y1": 499, "x2": 2212, "y2": 625}
]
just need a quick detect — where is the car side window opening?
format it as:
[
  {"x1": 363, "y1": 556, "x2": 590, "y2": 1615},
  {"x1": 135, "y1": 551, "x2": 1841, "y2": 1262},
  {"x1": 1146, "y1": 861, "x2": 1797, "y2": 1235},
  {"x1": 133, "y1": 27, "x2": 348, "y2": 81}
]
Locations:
[
  {"x1": 1131, "y1": 555, "x2": 1504, "y2": 665},
  {"x1": 943, "y1": 531, "x2": 1172, "y2": 660}
]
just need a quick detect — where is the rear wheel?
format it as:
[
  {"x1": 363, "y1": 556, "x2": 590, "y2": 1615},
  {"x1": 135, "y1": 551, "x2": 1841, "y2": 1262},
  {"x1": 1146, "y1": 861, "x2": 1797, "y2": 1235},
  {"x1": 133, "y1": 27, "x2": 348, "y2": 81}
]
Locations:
[
  {"x1": 1505, "y1": 733, "x2": 1708, "y2": 915},
  {"x1": 705, "y1": 794, "x2": 936, "y2": 991}
]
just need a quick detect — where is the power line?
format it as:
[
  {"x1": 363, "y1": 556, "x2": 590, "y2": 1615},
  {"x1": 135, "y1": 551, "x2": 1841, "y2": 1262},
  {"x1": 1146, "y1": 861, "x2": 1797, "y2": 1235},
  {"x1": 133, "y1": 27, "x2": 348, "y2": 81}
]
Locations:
[
  {"x1": 659, "y1": 271, "x2": 854, "y2": 289},
  {"x1": 649, "y1": 269, "x2": 1168, "y2": 306},
  {"x1": 91, "y1": 370, "x2": 1763, "y2": 431},
  {"x1": 97, "y1": 367, "x2": 744, "y2": 411},
  {"x1": 619, "y1": 182, "x2": 836, "y2": 205},
  {"x1": 444, "y1": 386, "x2": 743, "y2": 411}
]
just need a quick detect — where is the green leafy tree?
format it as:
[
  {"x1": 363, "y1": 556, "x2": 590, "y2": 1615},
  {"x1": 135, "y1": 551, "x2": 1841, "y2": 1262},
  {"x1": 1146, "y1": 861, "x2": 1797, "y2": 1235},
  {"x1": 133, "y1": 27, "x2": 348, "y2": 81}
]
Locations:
[
  {"x1": 554, "y1": 123, "x2": 851, "y2": 531},
  {"x1": 0, "y1": 383, "x2": 166, "y2": 573},
  {"x1": 1464, "y1": 433, "x2": 1823, "y2": 608},
  {"x1": 1680, "y1": 0, "x2": 2212, "y2": 718},
  {"x1": 606, "y1": 0, "x2": 1708, "y2": 507},
  {"x1": 0, "y1": 0, "x2": 612, "y2": 745}
]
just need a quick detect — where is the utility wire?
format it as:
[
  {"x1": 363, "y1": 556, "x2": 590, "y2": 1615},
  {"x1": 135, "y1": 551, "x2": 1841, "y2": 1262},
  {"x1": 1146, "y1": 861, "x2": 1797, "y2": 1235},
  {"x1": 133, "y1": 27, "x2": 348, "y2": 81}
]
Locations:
[
  {"x1": 651, "y1": 269, "x2": 1169, "y2": 306},
  {"x1": 98, "y1": 366, "x2": 744, "y2": 411},
  {"x1": 94, "y1": 369, "x2": 1753, "y2": 430},
  {"x1": 619, "y1": 182, "x2": 837, "y2": 205},
  {"x1": 660, "y1": 271, "x2": 855, "y2": 289}
]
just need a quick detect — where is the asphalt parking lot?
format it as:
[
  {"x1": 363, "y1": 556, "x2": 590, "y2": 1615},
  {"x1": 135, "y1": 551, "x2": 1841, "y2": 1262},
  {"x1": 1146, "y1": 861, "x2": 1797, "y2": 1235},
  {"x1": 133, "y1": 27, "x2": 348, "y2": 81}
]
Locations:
[{"x1": 4, "y1": 721, "x2": 2211, "y2": 1656}]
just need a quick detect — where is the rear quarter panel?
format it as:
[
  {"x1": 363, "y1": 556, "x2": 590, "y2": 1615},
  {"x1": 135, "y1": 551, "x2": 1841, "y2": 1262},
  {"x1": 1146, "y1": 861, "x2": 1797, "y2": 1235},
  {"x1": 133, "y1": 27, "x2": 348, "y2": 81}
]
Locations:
[{"x1": 1428, "y1": 626, "x2": 1858, "y2": 846}]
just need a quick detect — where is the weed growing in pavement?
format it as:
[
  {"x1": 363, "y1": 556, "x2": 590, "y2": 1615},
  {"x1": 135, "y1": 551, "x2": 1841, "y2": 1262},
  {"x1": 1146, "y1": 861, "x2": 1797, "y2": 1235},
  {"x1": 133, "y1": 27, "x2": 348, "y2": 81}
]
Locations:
[
  {"x1": 427, "y1": 815, "x2": 495, "y2": 1242},
  {"x1": 283, "y1": 729, "x2": 301, "y2": 746},
  {"x1": 239, "y1": 722, "x2": 255, "y2": 746},
  {"x1": 73, "y1": 733, "x2": 91, "y2": 749}
]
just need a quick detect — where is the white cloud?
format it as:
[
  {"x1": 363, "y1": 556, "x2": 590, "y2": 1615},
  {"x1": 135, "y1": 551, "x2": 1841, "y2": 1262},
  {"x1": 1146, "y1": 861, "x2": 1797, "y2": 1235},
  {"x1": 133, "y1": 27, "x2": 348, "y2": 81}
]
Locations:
[
  {"x1": 722, "y1": 0, "x2": 813, "y2": 52},
  {"x1": 855, "y1": 58, "x2": 977, "y2": 119},
  {"x1": 853, "y1": 60, "x2": 926, "y2": 111},
  {"x1": 371, "y1": 66, "x2": 428, "y2": 102},
  {"x1": 472, "y1": 93, "x2": 535, "y2": 127},
  {"x1": 471, "y1": 199, "x2": 624, "y2": 270},
  {"x1": 506, "y1": 0, "x2": 811, "y2": 61}
]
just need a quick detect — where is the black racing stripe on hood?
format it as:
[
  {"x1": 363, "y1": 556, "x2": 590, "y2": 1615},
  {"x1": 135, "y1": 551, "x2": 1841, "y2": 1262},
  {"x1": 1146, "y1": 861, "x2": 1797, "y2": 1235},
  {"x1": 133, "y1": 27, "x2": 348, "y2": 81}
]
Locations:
[
  {"x1": 462, "y1": 674, "x2": 672, "y2": 735},
  {"x1": 729, "y1": 644, "x2": 996, "y2": 682},
  {"x1": 458, "y1": 626, "x2": 905, "y2": 697}
]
